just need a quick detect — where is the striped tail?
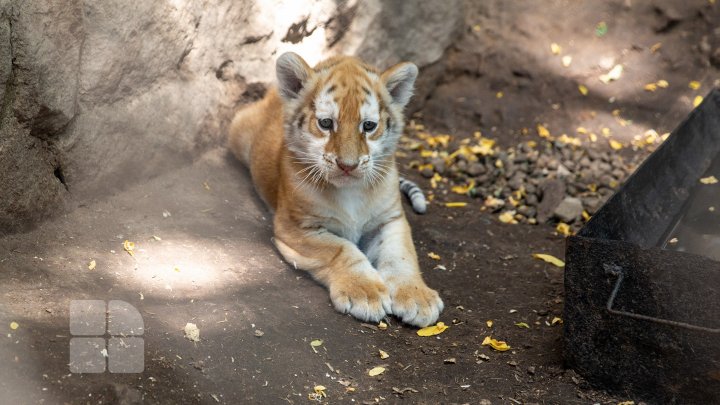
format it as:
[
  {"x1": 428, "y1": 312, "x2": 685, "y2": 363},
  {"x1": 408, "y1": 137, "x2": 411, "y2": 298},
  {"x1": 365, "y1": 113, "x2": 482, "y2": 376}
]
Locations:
[{"x1": 399, "y1": 177, "x2": 427, "y2": 214}]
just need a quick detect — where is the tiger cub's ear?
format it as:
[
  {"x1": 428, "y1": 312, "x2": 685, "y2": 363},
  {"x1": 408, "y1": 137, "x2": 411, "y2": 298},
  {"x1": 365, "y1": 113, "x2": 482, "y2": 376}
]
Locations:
[
  {"x1": 276, "y1": 52, "x2": 313, "y2": 100},
  {"x1": 381, "y1": 62, "x2": 418, "y2": 108}
]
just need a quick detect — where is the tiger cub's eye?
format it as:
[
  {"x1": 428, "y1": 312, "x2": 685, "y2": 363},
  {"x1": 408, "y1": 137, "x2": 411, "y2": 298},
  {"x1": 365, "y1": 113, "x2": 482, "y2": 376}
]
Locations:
[
  {"x1": 318, "y1": 118, "x2": 333, "y2": 130},
  {"x1": 363, "y1": 121, "x2": 377, "y2": 132}
]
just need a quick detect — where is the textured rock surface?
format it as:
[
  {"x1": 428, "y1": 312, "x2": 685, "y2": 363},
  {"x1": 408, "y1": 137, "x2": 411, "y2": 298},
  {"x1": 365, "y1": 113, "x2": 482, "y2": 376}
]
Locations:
[{"x1": 0, "y1": 0, "x2": 463, "y2": 234}]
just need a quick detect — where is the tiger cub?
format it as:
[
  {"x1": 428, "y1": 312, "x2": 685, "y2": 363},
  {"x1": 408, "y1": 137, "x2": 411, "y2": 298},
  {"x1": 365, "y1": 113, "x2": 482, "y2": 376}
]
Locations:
[{"x1": 228, "y1": 53, "x2": 443, "y2": 327}]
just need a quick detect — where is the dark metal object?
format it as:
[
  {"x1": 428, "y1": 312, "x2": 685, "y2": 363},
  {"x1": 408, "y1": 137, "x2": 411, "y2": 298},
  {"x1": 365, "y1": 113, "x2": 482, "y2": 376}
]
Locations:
[{"x1": 564, "y1": 89, "x2": 720, "y2": 404}]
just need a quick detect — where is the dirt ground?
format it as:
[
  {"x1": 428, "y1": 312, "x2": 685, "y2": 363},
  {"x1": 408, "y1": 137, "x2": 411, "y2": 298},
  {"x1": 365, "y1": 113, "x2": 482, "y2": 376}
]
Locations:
[{"x1": 2, "y1": 1, "x2": 719, "y2": 404}]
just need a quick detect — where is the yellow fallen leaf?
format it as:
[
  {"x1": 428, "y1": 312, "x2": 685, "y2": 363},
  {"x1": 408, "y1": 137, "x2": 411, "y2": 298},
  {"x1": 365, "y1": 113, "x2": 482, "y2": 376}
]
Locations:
[
  {"x1": 515, "y1": 322, "x2": 530, "y2": 329},
  {"x1": 576, "y1": 126, "x2": 588, "y2": 134},
  {"x1": 310, "y1": 339, "x2": 323, "y2": 353},
  {"x1": 689, "y1": 80, "x2": 701, "y2": 90},
  {"x1": 550, "y1": 42, "x2": 561, "y2": 55},
  {"x1": 562, "y1": 55, "x2": 572, "y2": 67},
  {"x1": 537, "y1": 124, "x2": 551, "y2": 138},
  {"x1": 557, "y1": 134, "x2": 582, "y2": 146},
  {"x1": 379, "y1": 350, "x2": 389, "y2": 359},
  {"x1": 88, "y1": 260, "x2": 96, "y2": 270},
  {"x1": 451, "y1": 180, "x2": 475, "y2": 195},
  {"x1": 556, "y1": 222, "x2": 572, "y2": 236},
  {"x1": 609, "y1": 139, "x2": 623, "y2": 150},
  {"x1": 123, "y1": 240, "x2": 136, "y2": 257},
  {"x1": 498, "y1": 210, "x2": 518, "y2": 224},
  {"x1": 378, "y1": 321, "x2": 388, "y2": 330},
  {"x1": 532, "y1": 253, "x2": 566, "y2": 268},
  {"x1": 618, "y1": 402, "x2": 635, "y2": 405},
  {"x1": 445, "y1": 202, "x2": 467, "y2": 208},
  {"x1": 496, "y1": 91, "x2": 504, "y2": 99},
  {"x1": 656, "y1": 79, "x2": 669, "y2": 88},
  {"x1": 151, "y1": 235, "x2": 162, "y2": 241},
  {"x1": 693, "y1": 95, "x2": 704, "y2": 107},
  {"x1": 589, "y1": 133, "x2": 598, "y2": 142},
  {"x1": 601, "y1": 127, "x2": 611, "y2": 137},
  {"x1": 482, "y1": 336, "x2": 511, "y2": 351},
  {"x1": 700, "y1": 176, "x2": 718, "y2": 185},
  {"x1": 486, "y1": 320, "x2": 493, "y2": 328},
  {"x1": 10, "y1": 322, "x2": 18, "y2": 330},
  {"x1": 312, "y1": 385, "x2": 327, "y2": 399},
  {"x1": 551, "y1": 317, "x2": 564, "y2": 325},
  {"x1": 582, "y1": 210, "x2": 592, "y2": 221},
  {"x1": 428, "y1": 252, "x2": 441, "y2": 260},
  {"x1": 368, "y1": 366, "x2": 386, "y2": 376},
  {"x1": 643, "y1": 82, "x2": 657, "y2": 92},
  {"x1": 417, "y1": 322, "x2": 449, "y2": 337},
  {"x1": 599, "y1": 64, "x2": 623, "y2": 83},
  {"x1": 472, "y1": 24, "x2": 481, "y2": 32},
  {"x1": 649, "y1": 42, "x2": 662, "y2": 53}
]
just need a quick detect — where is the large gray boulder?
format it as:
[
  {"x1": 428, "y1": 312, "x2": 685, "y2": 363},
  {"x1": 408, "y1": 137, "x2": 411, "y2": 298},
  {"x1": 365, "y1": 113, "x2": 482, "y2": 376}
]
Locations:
[{"x1": 0, "y1": 0, "x2": 463, "y2": 233}]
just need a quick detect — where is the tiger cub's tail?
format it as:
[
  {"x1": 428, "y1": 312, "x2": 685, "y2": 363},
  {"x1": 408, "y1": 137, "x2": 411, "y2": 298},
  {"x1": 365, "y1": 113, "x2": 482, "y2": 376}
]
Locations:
[{"x1": 399, "y1": 177, "x2": 427, "y2": 214}]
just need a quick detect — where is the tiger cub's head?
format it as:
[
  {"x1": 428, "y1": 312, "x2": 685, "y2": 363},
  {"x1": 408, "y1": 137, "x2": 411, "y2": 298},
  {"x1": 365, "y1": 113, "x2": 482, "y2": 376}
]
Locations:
[{"x1": 276, "y1": 52, "x2": 417, "y2": 189}]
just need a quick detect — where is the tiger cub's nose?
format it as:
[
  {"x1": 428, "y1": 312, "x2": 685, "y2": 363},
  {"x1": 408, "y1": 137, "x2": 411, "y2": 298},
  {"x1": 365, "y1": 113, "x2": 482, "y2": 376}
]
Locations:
[{"x1": 336, "y1": 159, "x2": 359, "y2": 173}]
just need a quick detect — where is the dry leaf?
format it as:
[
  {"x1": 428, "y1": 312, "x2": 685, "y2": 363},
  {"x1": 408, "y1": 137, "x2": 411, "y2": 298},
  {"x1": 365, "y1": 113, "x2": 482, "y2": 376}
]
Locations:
[
  {"x1": 537, "y1": 124, "x2": 551, "y2": 138},
  {"x1": 123, "y1": 240, "x2": 136, "y2": 257},
  {"x1": 550, "y1": 42, "x2": 561, "y2": 55},
  {"x1": 515, "y1": 322, "x2": 530, "y2": 329},
  {"x1": 498, "y1": 211, "x2": 518, "y2": 224},
  {"x1": 561, "y1": 55, "x2": 572, "y2": 67},
  {"x1": 378, "y1": 321, "x2": 388, "y2": 330},
  {"x1": 532, "y1": 253, "x2": 565, "y2": 267},
  {"x1": 88, "y1": 260, "x2": 96, "y2": 270},
  {"x1": 184, "y1": 323, "x2": 200, "y2": 342},
  {"x1": 643, "y1": 83, "x2": 657, "y2": 92},
  {"x1": 10, "y1": 321, "x2": 18, "y2": 330},
  {"x1": 578, "y1": 84, "x2": 588, "y2": 96},
  {"x1": 609, "y1": 139, "x2": 623, "y2": 150},
  {"x1": 556, "y1": 222, "x2": 572, "y2": 236},
  {"x1": 551, "y1": 317, "x2": 564, "y2": 325},
  {"x1": 310, "y1": 339, "x2": 323, "y2": 353},
  {"x1": 689, "y1": 80, "x2": 701, "y2": 90},
  {"x1": 496, "y1": 91, "x2": 503, "y2": 99},
  {"x1": 656, "y1": 79, "x2": 669, "y2": 88},
  {"x1": 368, "y1": 366, "x2": 386, "y2": 376},
  {"x1": 428, "y1": 252, "x2": 441, "y2": 260},
  {"x1": 599, "y1": 64, "x2": 623, "y2": 83},
  {"x1": 417, "y1": 322, "x2": 449, "y2": 337},
  {"x1": 486, "y1": 320, "x2": 493, "y2": 328},
  {"x1": 700, "y1": 176, "x2": 718, "y2": 185},
  {"x1": 445, "y1": 202, "x2": 467, "y2": 208},
  {"x1": 379, "y1": 350, "x2": 390, "y2": 359},
  {"x1": 693, "y1": 95, "x2": 704, "y2": 107},
  {"x1": 482, "y1": 336, "x2": 511, "y2": 351},
  {"x1": 313, "y1": 385, "x2": 327, "y2": 399}
]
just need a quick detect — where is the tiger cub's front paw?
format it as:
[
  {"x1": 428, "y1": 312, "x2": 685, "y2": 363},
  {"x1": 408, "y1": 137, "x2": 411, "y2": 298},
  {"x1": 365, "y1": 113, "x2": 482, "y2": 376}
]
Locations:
[
  {"x1": 329, "y1": 275, "x2": 392, "y2": 323},
  {"x1": 388, "y1": 280, "x2": 444, "y2": 327}
]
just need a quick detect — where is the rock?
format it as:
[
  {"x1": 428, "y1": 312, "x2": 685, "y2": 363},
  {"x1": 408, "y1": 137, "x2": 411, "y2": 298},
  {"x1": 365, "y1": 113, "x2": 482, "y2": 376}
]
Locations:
[
  {"x1": 556, "y1": 164, "x2": 572, "y2": 179},
  {"x1": 431, "y1": 157, "x2": 446, "y2": 174},
  {"x1": 421, "y1": 167, "x2": 435, "y2": 178},
  {"x1": 0, "y1": 0, "x2": 464, "y2": 234},
  {"x1": 553, "y1": 197, "x2": 584, "y2": 223},
  {"x1": 536, "y1": 179, "x2": 566, "y2": 223},
  {"x1": 466, "y1": 162, "x2": 486, "y2": 176}
]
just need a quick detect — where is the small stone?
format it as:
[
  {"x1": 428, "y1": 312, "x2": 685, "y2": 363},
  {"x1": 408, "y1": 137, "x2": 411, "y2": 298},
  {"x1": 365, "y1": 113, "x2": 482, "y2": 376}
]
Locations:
[
  {"x1": 466, "y1": 162, "x2": 486, "y2": 176},
  {"x1": 254, "y1": 329, "x2": 264, "y2": 337},
  {"x1": 556, "y1": 164, "x2": 571, "y2": 179},
  {"x1": 553, "y1": 197, "x2": 584, "y2": 222},
  {"x1": 444, "y1": 357, "x2": 457, "y2": 364},
  {"x1": 527, "y1": 366, "x2": 536, "y2": 375},
  {"x1": 421, "y1": 167, "x2": 434, "y2": 178},
  {"x1": 525, "y1": 193, "x2": 539, "y2": 206},
  {"x1": 537, "y1": 179, "x2": 567, "y2": 223},
  {"x1": 431, "y1": 158, "x2": 446, "y2": 174}
]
